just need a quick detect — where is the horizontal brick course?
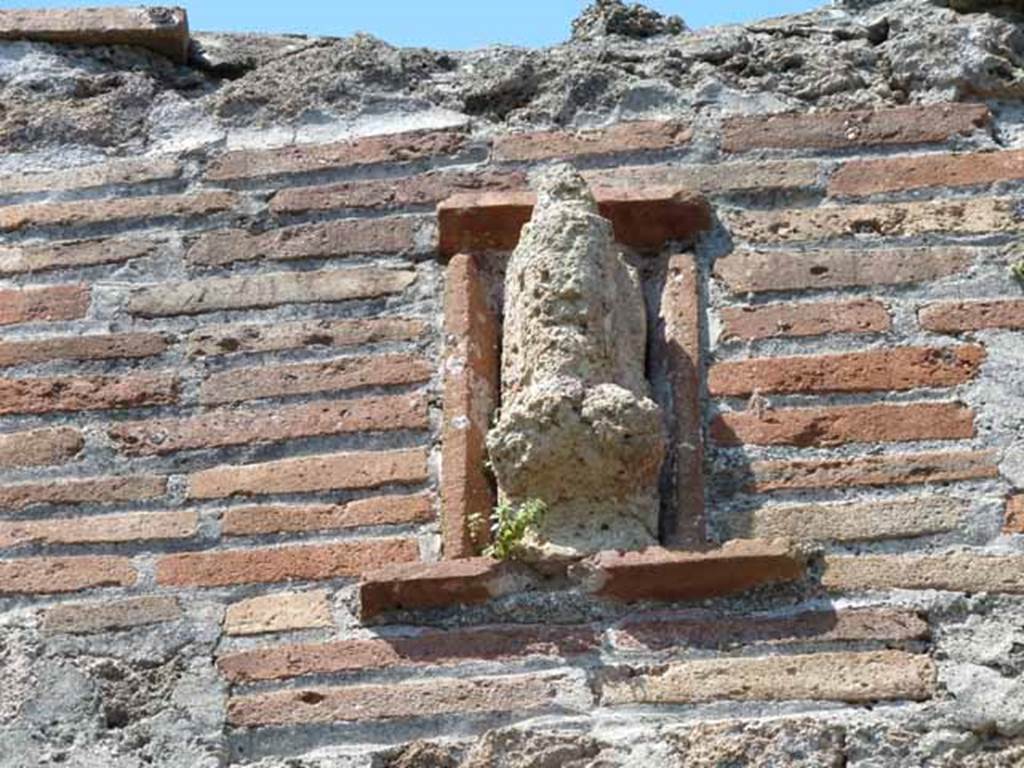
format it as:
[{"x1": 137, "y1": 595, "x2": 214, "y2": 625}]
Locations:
[
  {"x1": 110, "y1": 394, "x2": 427, "y2": 456},
  {"x1": 0, "y1": 474, "x2": 166, "y2": 511},
  {"x1": 494, "y1": 120, "x2": 692, "y2": 161},
  {"x1": 721, "y1": 496, "x2": 965, "y2": 542},
  {"x1": 0, "y1": 191, "x2": 237, "y2": 233},
  {"x1": 0, "y1": 510, "x2": 197, "y2": 549},
  {"x1": 0, "y1": 555, "x2": 136, "y2": 595},
  {"x1": 1006, "y1": 495, "x2": 1024, "y2": 533},
  {"x1": 720, "y1": 299, "x2": 890, "y2": 342},
  {"x1": 43, "y1": 596, "x2": 181, "y2": 635},
  {"x1": 823, "y1": 552, "x2": 1024, "y2": 593},
  {"x1": 186, "y1": 316, "x2": 426, "y2": 358},
  {"x1": 186, "y1": 217, "x2": 422, "y2": 268},
  {"x1": 708, "y1": 346, "x2": 984, "y2": 397},
  {"x1": 360, "y1": 558, "x2": 518, "y2": 619},
  {"x1": 712, "y1": 402, "x2": 975, "y2": 447},
  {"x1": 227, "y1": 671, "x2": 583, "y2": 726},
  {"x1": 224, "y1": 590, "x2": 334, "y2": 636},
  {"x1": 206, "y1": 128, "x2": 468, "y2": 182},
  {"x1": 128, "y1": 268, "x2": 414, "y2": 317},
  {"x1": 0, "y1": 237, "x2": 160, "y2": 276},
  {"x1": 830, "y1": 148, "x2": 1024, "y2": 197},
  {"x1": 920, "y1": 299, "x2": 1024, "y2": 333},
  {"x1": 0, "y1": 427, "x2": 83, "y2": 469},
  {"x1": 219, "y1": 624, "x2": 598, "y2": 682},
  {"x1": 0, "y1": 284, "x2": 89, "y2": 326},
  {"x1": 200, "y1": 354, "x2": 431, "y2": 405},
  {"x1": 0, "y1": 156, "x2": 180, "y2": 196},
  {"x1": 714, "y1": 247, "x2": 974, "y2": 294},
  {"x1": 0, "y1": 332, "x2": 168, "y2": 368},
  {"x1": 726, "y1": 197, "x2": 1022, "y2": 243},
  {"x1": 156, "y1": 538, "x2": 419, "y2": 587},
  {"x1": 222, "y1": 492, "x2": 433, "y2": 537},
  {"x1": 746, "y1": 450, "x2": 999, "y2": 493},
  {"x1": 722, "y1": 103, "x2": 989, "y2": 152},
  {"x1": 187, "y1": 448, "x2": 429, "y2": 500},
  {"x1": 601, "y1": 651, "x2": 935, "y2": 705},
  {"x1": 587, "y1": 159, "x2": 819, "y2": 194},
  {"x1": 0, "y1": 373, "x2": 177, "y2": 415}
]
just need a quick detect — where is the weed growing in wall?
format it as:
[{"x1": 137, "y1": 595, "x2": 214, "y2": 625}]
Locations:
[{"x1": 473, "y1": 499, "x2": 547, "y2": 560}]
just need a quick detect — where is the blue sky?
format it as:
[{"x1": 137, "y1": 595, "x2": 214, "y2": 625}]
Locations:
[{"x1": 0, "y1": 1, "x2": 822, "y2": 48}]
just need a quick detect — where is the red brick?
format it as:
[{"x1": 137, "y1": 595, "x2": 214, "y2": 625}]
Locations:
[
  {"x1": 712, "y1": 402, "x2": 975, "y2": 447},
  {"x1": 586, "y1": 540, "x2": 803, "y2": 602},
  {"x1": 43, "y1": 596, "x2": 181, "y2": 635},
  {"x1": 708, "y1": 345, "x2": 985, "y2": 397},
  {"x1": 0, "y1": 191, "x2": 237, "y2": 233},
  {"x1": 186, "y1": 217, "x2": 422, "y2": 268},
  {"x1": 0, "y1": 555, "x2": 136, "y2": 595},
  {"x1": 722, "y1": 103, "x2": 989, "y2": 153},
  {"x1": 222, "y1": 492, "x2": 433, "y2": 537},
  {"x1": 128, "y1": 267, "x2": 414, "y2": 317},
  {"x1": 0, "y1": 284, "x2": 88, "y2": 326},
  {"x1": 359, "y1": 558, "x2": 521, "y2": 619},
  {"x1": 494, "y1": 120, "x2": 692, "y2": 162},
  {"x1": 271, "y1": 169, "x2": 525, "y2": 214},
  {"x1": 747, "y1": 450, "x2": 999, "y2": 493},
  {"x1": 0, "y1": 7, "x2": 189, "y2": 62},
  {"x1": 1006, "y1": 495, "x2": 1024, "y2": 533},
  {"x1": 720, "y1": 299, "x2": 890, "y2": 342},
  {"x1": 0, "y1": 510, "x2": 197, "y2": 549},
  {"x1": 186, "y1": 316, "x2": 426, "y2": 358},
  {"x1": 0, "y1": 373, "x2": 177, "y2": 415},
  {"x1": 0, "y1": 427, "x2": 83, "y2": 468},
  {"x1": 227, "y1": 671, "x2": 582, "y2": 727},
  {"x1": 657, "y1": 253, "x2": 705, "y2": 546},
  {"x1": 200, "y1": 354, "x2": 431, "y2": 405},
  {"x1": 830, "y1": 148, "x2": 1024, "y2": 197},
  {"x1": 586, "y1": 159, "x2": 820, "y2": 194},
  {"x1": 0, "y1": 474, "x2": 166, "y2": 511},
  {"x1": 187, "y1": 448, "x2": 429, "y2": 500},
  {"x1": 110, "y1": 394, "x2": 427, "y2": 456},
  {"x1": 219, "y1": 624, "x2": 599, "y2": 682},
  {"x1": 156, "y1": 538, "x2": 419, "y2": 588},
  {"x1": 0, "y1": 332, "x2": 168, "y2": 368},
  {"x1": 206, "y1": 128, "x2": 468, "y2": 182},
  {"x1": 0, "y1": 237, "x2": 161, "y2": 276},
  {"x1": 714, "y1": 247, "x2": 974, "y2": 294},
  {"x1": 441, "y1": 253, "x2": 499, "y2": 558},
  {"x1": 438, "y1": 186, "x2": 712, "y2": 255},
  {"x1": 0, "y1": 156, "x2": 180, "y2": 196},
  {"x1": 611, "y1": 608, "x2": 928, "y2": 652},
  {"x1": 823, "y1": 552, "x2": 1024, "y2": 593},
  {"x1": 224, "y1": 590, "x2": 333, "y2": 636},
  {"x1": 920, "y1": 299, "x2": 1024, "y2": 333}
]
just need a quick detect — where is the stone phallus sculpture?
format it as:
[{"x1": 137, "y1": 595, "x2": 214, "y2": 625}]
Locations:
[{"x1": 486, "y1": 163, "x2": 667, "y2": 558}]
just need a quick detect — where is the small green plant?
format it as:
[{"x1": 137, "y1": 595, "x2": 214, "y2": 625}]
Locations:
[
  {"x1": 1012, "y1": 259, "x2": 1024, "y2": 287},
  {"x1": 477, "y1": 498, "x2": 547, "y2": 560}
]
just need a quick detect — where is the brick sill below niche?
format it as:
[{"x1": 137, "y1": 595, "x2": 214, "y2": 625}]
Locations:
[{"x1": 358, "y1": 539, "x2": 804, "y2": 620}]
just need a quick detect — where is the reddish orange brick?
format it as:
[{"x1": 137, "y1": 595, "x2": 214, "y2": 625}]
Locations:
[
  {"x1": 494, "y1": 120, "x2": 692, "y2": 162},
  {"x1": 0, "y1": 474, "x2": 166, "y2": 511},
  {"x1": 0, "y1": 332, "x2": 168, "y2": 368},
  {"x1": 222, "y1": 492, "x2": 433, "y2": 537},
  {"x1": 219, "y1": 624, "x2": 598, "y2": 682},
  {"x1": 830, "y1": 148, "x2": 1024, "y2": 197},
  {"x1": 206, "y1": 128, "x2": 468, "y2": 182},
  {"x1": 0, "y1": 373, "x2": 177, "y2": 415},
  {"x1": 0, "y1": 510, "x2": 197, "y2": 549},
  {"x1": 186, "y1": 217, "x2": 422, "y2": 268},
  {"x1": 186, "y1": 317, "x2": 426, "y2": 357},
  {"x1": 199, "y1": 354, "x2": 431, "y2": 405},
  {"x1": 0, "y1": 284, "x2": 88, "y2": 326},
  {"x1": 156, "y1": 538, "x2": 419, "y2": 587},
  {"x1": 1006, "y1": 495, "x2": 1024, "y2": 533},
  {"x1": 747, "y1": 450, "x2": 999, "y2": 493},
  {"x1": 0, "y1": 156, "x2": 180, "y2": 196},
  {"x1": 187, "y1": 448, "x2": 429, "y2": 500},
  {"x1": 708, "y1": 346, "x2": 985, "y2": 397},
  {"x1": 720, "y1": 299, "x2": 890, "y2": 342},
  {"x1": 0, "y1": 555, "x2": 136, "y2": 595},
  {"x1": 110, "y1": 394, "x2": 427, "y2": 456},
  {"x1": 722, "y1": 103, "x2": 989, "y2": 153},
  {"x1": 43, "y1": 596, "x2": 181, "y2": 634},
  {"x1": 0, "y1": 427, "x2": 83, "y2": 469},
  {"x1": 920, "y1": 299, "x2": 1024, "y2": 333},
  {"x1": 712, "y1": 402, "x2": 975, "y2": 447}
]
